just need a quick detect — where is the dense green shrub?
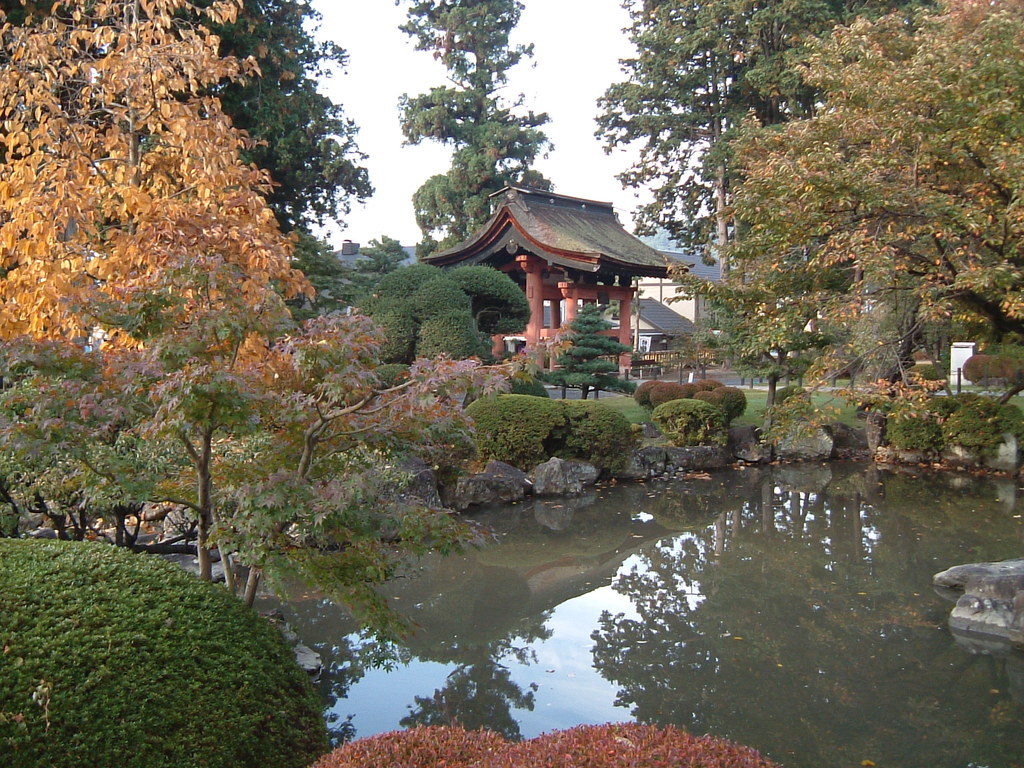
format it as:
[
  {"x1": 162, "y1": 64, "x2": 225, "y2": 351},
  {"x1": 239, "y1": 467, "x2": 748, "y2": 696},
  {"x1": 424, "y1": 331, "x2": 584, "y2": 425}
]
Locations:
[
  {"x1": 694, "y1": 386, "x2": 747, "y2": 425},
  {"x1": 942, "y1": 396, "x2": 1024, "y2": 456},
  {"x1": 466, "y1": 394, "x2": 568, "y2": 470},
  {"x1": 648, "y1": 382, "x2": 691, "y2": 408},
  {"x1": 913, "y1": 363, "x2": 944, "y2": 382},
  {"x1": 633, "y1": 378, "x2": 662, "y2": 408},
  {"x1": 509, "y1": 375, "x2": 550, "y2": 398},
  {"x1": 466, "y1": 395, "x2": 635, "y2": 471},
  {"x1": 559, "y1": 400, "x2": 637, "y2": 473},
  {"x1": 417, "y1": 313, "x2": 485, "y2": 359},
  {"x1": 448, "y1": 265, "x2": 531, "y2": 336},
  {"x1": 374, "y1": 363, "x2": 409, "y2": 388},
  {"x1": 963, "y1": 354, "x2": 1024, "y2": 385},
  {"x1": 651, "y1": 398, "x2": 728, "y2": 447},
  {"x1": 0, "y1": 540, "x2": 326, "y2": 768},
  {"x1": 313, "y1": 723, "x2": 779, "y2": 768},
  {"x1": 774, "y1": 385, "x2": 805, "y2": 406},
  {"x1": 693, "y1": 378, "x2": 725, "y2": 392},
  {"x1": 886, "y1": 400, "x2": 946, "y2": 453}
]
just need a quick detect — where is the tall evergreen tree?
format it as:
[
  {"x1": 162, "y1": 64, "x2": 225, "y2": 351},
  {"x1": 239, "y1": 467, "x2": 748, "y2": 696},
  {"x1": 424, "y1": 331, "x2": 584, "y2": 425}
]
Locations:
[
  {"x1": 398, "y1": 0, "x2": 551, "y2": 256},
  {"x1": 543, "y1": 305, "x2": 636, "y2": 400},
  {"x1": 597, "y1": 0, "x2": 925, "y2": 261}
]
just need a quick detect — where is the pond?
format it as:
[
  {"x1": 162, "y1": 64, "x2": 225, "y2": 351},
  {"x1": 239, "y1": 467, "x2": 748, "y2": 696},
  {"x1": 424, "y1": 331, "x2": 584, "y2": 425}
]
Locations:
[{"x1": 266, "y1": 462, "x2": 1024, "y2": 768}]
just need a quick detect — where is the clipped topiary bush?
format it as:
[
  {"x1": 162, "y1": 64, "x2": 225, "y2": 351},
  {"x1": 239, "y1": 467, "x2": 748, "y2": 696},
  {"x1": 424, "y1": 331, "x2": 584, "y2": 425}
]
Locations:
[
  {"x1": 509, "y1": 375, "x2": 550, "y2": 398},
  {"x1": 693, "y1": 378, "x2": 725, "y2": 392},
  {"x1": 559, "y1": 400, "x2": 638, "y2": 473},
  {"x1": 648, "y1": 381, "x2": 692, "y2": 408},
  {"x1": 466, "y1": 395, "x2": 636, "y2": 472},
  {"x1": 314, "y1": 723, "x2": 780, "y2": 768},
  {"x1": 417, "y1": 313, "x2": 485, "y2": 360},
  {"x1": 941, "y1": 396, "x2": 1024, "y2": 456},
  {"x1": 694, "y1": 386, "x2": 747, "y2": 425},
  {"x1": 0, "y1": 539, "x2": 327, "y2": 768},
  {"x1": 886, "y1": 400, "x2": 946, "y2": 453},
  {"x1": 633, "y1": 379, "x2": 662, "y2": 408},
  {"x1": 912, "y1": 363, "x2": 944, "y2": 382},
  {"x1": 774, "y1": 385, "x2": 805, "y2": 407},
  {"x1": 651, "y1": 398, "x2": 727, "y2": 447},
  {"x1": 466, "y1": 394, "x2": 568, "y2": 470}
]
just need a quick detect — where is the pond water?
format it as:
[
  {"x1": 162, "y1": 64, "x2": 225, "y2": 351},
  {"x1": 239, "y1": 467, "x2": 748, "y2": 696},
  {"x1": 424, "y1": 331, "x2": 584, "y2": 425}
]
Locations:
[{"x1": 268, "y1": 462, "x2": 1024, "y2": 768}]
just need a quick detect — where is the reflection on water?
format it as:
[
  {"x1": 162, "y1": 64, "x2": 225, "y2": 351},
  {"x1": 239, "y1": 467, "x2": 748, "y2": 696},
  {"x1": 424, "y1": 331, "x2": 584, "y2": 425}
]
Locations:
[{"x1": 268, "y1": 462, "x2": 1024, "y2": 768}]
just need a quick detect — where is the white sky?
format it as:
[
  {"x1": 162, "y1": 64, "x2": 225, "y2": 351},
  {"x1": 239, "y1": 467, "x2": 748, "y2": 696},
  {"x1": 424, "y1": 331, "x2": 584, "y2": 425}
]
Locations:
[{"x1": 310, "y1": 0, "x2": 646, "y2": 248}]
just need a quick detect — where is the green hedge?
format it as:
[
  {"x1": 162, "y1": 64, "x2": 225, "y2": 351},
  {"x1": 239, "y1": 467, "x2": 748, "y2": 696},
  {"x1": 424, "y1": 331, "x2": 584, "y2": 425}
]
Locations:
[
  {"x1": 0, "y1": 540, "x2": 327, "y2": 768},
  {"x1": 465, "y1": 395, "x2": 635, "y2": 472},
  {"x1": 508, "y1": 375, "x2": 550, "y2": 398},
  {"x1": 633, "y1": 379, "x2": 661, "y2": 408},
  {"x1": 651, "y1": 398, "x2": 727, "y2": 447}
]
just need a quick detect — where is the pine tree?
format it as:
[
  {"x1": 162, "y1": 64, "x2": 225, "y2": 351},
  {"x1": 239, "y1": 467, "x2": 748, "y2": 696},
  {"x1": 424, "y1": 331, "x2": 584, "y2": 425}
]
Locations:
[
  {"x1": 544, "y1": 305, "x2": 636, "y2": 400},
  {"x1": 398, "y1": 0, "x2": 551, "y2": 255}
]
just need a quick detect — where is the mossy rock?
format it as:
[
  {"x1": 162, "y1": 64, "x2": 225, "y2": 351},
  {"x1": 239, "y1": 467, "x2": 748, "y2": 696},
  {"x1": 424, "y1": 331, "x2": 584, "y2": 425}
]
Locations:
[{"x1": 0, "y1": 539, "x2": 327, "y2": 768}]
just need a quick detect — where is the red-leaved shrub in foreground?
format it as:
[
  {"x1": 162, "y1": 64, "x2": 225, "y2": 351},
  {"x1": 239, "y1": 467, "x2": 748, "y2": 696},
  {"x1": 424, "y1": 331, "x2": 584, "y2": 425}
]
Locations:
[{"x1": 311, "y1": 723, "x2": 780, "y2": 768}]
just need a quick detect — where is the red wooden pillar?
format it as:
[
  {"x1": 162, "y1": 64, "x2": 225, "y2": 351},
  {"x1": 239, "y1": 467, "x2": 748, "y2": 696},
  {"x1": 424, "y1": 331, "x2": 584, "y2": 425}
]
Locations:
[
  {"x1": 558, "y1": 282, "x2": 578, "y2": 326},
  {"x1": 517, "y1": 254, "x2": 546, "y2": 358}
]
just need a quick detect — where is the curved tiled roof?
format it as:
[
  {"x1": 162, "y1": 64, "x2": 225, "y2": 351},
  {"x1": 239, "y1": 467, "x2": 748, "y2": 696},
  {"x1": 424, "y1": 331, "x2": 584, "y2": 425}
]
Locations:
[{"x1": 425, "y1": 187, "x2": 678, "y2": 278}]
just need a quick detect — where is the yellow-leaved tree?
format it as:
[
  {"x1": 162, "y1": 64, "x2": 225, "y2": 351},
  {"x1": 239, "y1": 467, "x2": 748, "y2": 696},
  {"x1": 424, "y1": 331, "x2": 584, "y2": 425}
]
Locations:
[{"x1": 0, "y1": 0, "x2": 310, "y2": 343}]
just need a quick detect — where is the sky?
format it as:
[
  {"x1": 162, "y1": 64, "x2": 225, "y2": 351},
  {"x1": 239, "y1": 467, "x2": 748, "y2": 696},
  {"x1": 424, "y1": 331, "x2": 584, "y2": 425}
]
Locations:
[{"x1": 310, "y1": 0, "x2": 646, "y2": 249}]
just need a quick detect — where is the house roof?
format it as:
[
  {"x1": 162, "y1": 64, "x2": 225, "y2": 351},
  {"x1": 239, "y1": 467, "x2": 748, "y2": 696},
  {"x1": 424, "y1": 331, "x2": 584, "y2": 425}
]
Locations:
[
  {"x1": 639, "y1": 232, "x2": 721, "y2": 282},
  {"x1": 638, "y1": 298, "x2": 694, "y2": 335},
  {"x1": 424, "y1": 187, "x2": 679, "y2": 279}
]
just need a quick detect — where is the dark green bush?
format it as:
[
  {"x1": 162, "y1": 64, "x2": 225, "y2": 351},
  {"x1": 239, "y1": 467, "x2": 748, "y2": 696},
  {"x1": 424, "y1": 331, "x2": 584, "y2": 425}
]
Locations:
[
  {"x1": 963, "y1": 354, "x2": 1024, "y2": 385},
  {"x1": 651, "y1": 398, "x2": 727, "y2": 447},
  {"x1": 694, "y1": 386, "x2": 747, "y2": 424},
  {"x1": 633, "y1": 378, "x2": 662, "y2": 408},
  {"x1": 313, "y1": 723, "x2": 779, "y2": 768},
  {"x1": 466, "y1": 394, "x2": 568, "y2": 470},
  {"x1": 942, "y1": 396, "x2": 1024, "y2": 456},
  {"x1": 0, "y1": 539, "x2": 326, "y2": 768},
  {"x1": 886, "y1": 400, "x2": 946, "y2": 453},
  {"x1": 417, "y1": 313, "x2": 486, "y2": 359},
  {"x1": 559, "y1": 400, "x2": 637, "y2": 473},
  {"x1": 693, "y1": 378, "x2": 724, "y2": 392},
  {"x1": 374, "y1": 363, "x2": 409, "y2": 388},
  {"x1": 648, "y1": 382, "x2": 692, "y2": 408},
  {"x1": 508, "y1": 375, "x2": 550, "y2": 398},
  {"x1": 913, "y1": 363, "x2": 944, "y2": 382},
  {"x1": 466, "y1": 395, "x2": 636, "y2": 471},
  {"x1": 409, "y1": 278, "x2": 472, "y2": 321},
  {"x1": 774, "y1": 385, "x2": 805, "y2": 406}
]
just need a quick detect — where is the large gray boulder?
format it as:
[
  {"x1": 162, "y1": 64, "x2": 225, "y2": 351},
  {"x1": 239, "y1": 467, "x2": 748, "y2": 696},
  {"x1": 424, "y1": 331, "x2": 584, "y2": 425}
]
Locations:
[
  {"x1": 613, "y1": 446, "x2": 668, "y2": 480},
  {"x1": 445, "y1": 460, "x2": 532, "y2": 511},
  {"x1": 664, "y1": 445, "x2": 732, "y2": 471},
  {"x1": 933, "y1": 559, "x2": 1024, "y2": 647},
  {"x1": 776, "y1": 424, "x2": 835, "y2": 461},
  {"x1": 729, "y1": 425, "x2": 771, "y2": 463},
  {"x1": 530, "y1": 457, "x2": 600, "y2": 496}
]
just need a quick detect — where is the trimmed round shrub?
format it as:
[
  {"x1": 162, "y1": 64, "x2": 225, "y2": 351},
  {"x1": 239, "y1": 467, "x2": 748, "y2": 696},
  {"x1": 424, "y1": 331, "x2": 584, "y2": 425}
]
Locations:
[
  {"x1": 409, "y1": 278, "x2": 472, "y2": 321},
  {"x1": 633, "y1": 378, "x2": 662, "y2": 408},
  {"x1": 886, "y1": 400, "x2": 946, "y2": 453},
  {"x1": 648, "y1": 381, "x2": 694, "y2": 408},
  {"x1": 693, "y1": 378, "x2": 725, "y2": 392},
  {"x1": 0, "y1": 539, "x2": 327, "y2": 768},
  {"x1": 374, "y1": 363, "x2": 409, "y2": 388},
  {"x1": 314, "y1": 723, "x2": 780, "y2": 768},
  {"x1": 694, "y1": 386, "x2": 747, "y2": 425},
  {"x1": 509, "y1": 375, "x2": 550, "y2": 398},
  {"x1": 652, "y1": 398, "x2": 728, "y2": 447},
  {"x1": 466, "y1": 394, "x2": 568, "y2": 470},
  {"x1": 559, "y1": 400, "x2": 638, "y2": 473},
  {"x1": 417, "y1": 313, "x2": 486, "y2": 359},
  {"x1": 942, "y1": 396, "x2": 1024, "y2": 456},
  {"x1": 374, "y1": 309, "x2": 417, "y2": 364}
]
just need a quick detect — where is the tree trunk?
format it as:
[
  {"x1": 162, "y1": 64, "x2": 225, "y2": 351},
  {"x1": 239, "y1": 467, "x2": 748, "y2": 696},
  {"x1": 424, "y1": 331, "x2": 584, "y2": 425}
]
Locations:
[{"x1": 763, "y1": 373, "x2": 780, "y2": 433}]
